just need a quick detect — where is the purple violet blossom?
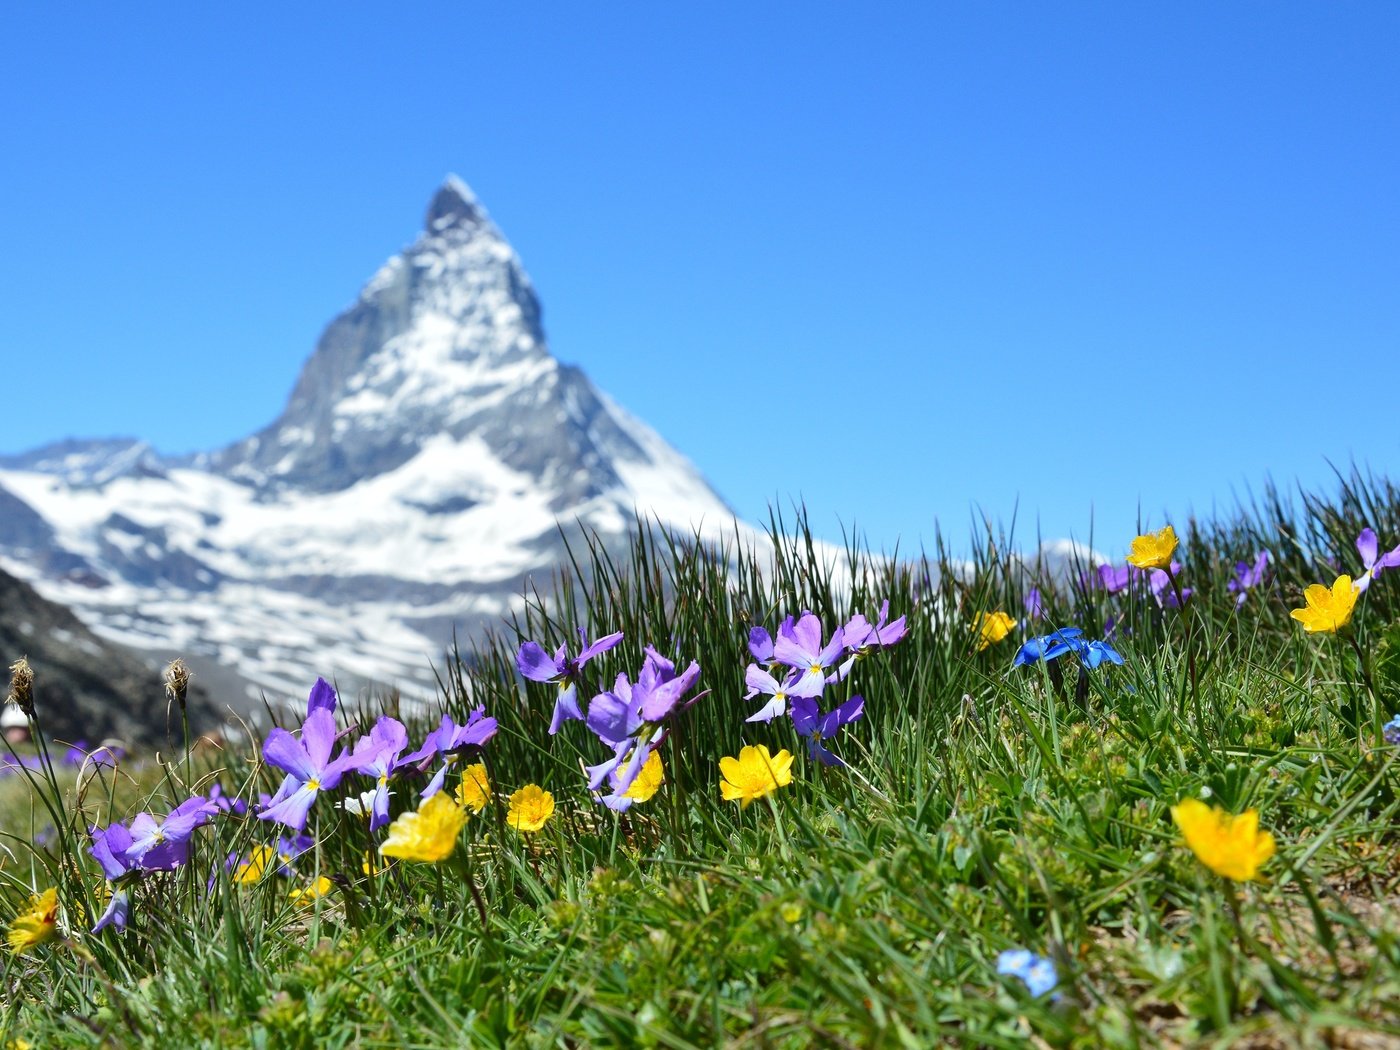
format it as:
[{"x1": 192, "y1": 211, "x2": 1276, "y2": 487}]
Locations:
[
  {"x1": 772, "y1": 613, "x2": 846, "y2": 694},
  {"x1": 306, "y1": 676, "x2": 338, "y2": 716},
  {"x1": 206, "y1": 783, "x2": 248, "y2": 817},
  {"x1": 0, "y1": 754, "x2": 43, "y2": 777},
  {"x1": 60, "y1": 741, "x2": 125, "y2": 767},
  {"x1": 348, "y1": 716, "x2": 410, "y2": 827},
  {"x1": 1148, "y1": 562, "x2": 1191, "y2": 608},
  {"x1": 1356, "y1": 528, "x2": 1400, "y2": 593},
  {"x1": 1228, "y1": 550, "x2": 1270, "y2": 607},
  {"x1": 585, "y1": 647, "x2": 700, "y2": 799},
  {"x1": 743, "y1": 664, "x2": 821, "y2": 724},
  {"x1": 125, "y1": 795, "x2": 220, "y2": 870},
  {"x1": 1024, "y1": 588, "x2": 1045, "y2": 620},
  {"x1": 89, "y1": 822, "x2": 139, "y2": 932},
  {"x1": 1096, "y1": 564, "x2": 1135, "y2": 595},
  {"x1": 517, "y1": 629, "x2": 624, "y2": 734},
  {"x1": 748, "y1": 625, "x2": 777, "y2": 665},
  {"x1": 401, "y1": 708, "x2": 499, "y2": 799},
  {"x1": 842, "y1": 602, "x2": 909, "y2": 656},
  {"x1": 258, "y1": 707, "x2": 358, "y2": 831},
  {"x1": 790, "y1": 694, "x2": 865, "y2": 766},
  {"x1": 274, "y1": 833, "x2": 315, "y2": 875}
]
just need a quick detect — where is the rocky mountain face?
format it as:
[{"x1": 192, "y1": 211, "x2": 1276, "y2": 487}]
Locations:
[
  {"x1": 0, "y1": 177, "x2": 736, "y2": 716},
  {"x1": 0, "y1": 567, "x2": 217, "y2": 746}
]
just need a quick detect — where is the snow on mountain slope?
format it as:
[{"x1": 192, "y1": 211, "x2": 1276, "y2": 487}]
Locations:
[{"x1": 0, "y1": 178, "x2": 743, "y2": 710}]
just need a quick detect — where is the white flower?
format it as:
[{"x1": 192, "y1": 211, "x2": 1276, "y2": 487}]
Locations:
[{"x1": 337, "y1": 788, "x2": 383, "y2": 816}]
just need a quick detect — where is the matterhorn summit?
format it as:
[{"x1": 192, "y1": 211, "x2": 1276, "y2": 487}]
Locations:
[{"x1": 0, "y1": 178, "x2": 734, "y2": 705}]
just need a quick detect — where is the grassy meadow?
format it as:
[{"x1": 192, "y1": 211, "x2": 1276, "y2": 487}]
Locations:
[{"x1": 2, "y1": 472, "x2": 1400, "y2": 1048}]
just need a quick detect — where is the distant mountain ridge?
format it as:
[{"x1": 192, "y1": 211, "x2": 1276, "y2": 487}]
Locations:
[{"x1": 0, "y1": 177, "x2": 736, "y2": 710}]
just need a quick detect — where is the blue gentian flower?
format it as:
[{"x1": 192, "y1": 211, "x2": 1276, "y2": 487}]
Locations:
[
  {"x1": 1013, "y1": 628, "x2": 1122, "y2": 670},
  {"x1": 1012, "y1": 628, "x2": 1085, "y2": 666},
  {"x1": 997, "y1": 948, "x2": 1059, "y2": 998},
  {"x1": 1383, "y1": 713, "x2": 1400, "y2": 747}
]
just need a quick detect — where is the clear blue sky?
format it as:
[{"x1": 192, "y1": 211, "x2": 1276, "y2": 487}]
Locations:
[{"x1": 3, "y1": 4, "x2": 1397, "y2": 557}]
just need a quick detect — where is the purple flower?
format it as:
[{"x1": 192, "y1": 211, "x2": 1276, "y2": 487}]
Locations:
[
  {"x1": 841, "y1": 602, "x2": 908, "y2": 656},
  {"x1": 89, "y1": 822, "x2": 139, "y2": 932},
  {"x1": 401, "y1": 708, "x2": 498, "y2": 799},
  {"x1": 1227, "y1": 550, "x2": 1270, "y2": 607},
  {"x1": 772, "y1": 613, "x2": 846, "y2": 694},
  {"x1": 59, "y1": 739, "x2": 122, "y2": 768},
  {"x1": 206, "y1": 783, "x2": 248, "y2": 817},
  {"x1": 517, "y1": 629, "x2": 624, "y2": 734},
  {"x1": 91, "y1": 822, "x2": 137, "y2": 882},
  {"x1": 61, "y1": 740, "x2": 89, "y2": 765},
  {"x1": 348, "y1": 716, "x2": 410, "y2": 826},
  {"x1": 90, "y1": 744, "x2": 124, "y2": 767},
  {"x1": 94, "y1": 887, "x2": 131, "y2": 933},
  {"x1": 1096, "y1": 564, "x2": 1135, "y2": 595},
  {"x1": 306, "y1": 676, "x2": 338, "y2": 716},
  {"x1": 1024, "y1": 588, "x2": 1044, "y2": 620},
  {"x1": 748, "y1": 626, "x2": 776, "y2": 664},
  {"x1": 258, "y1": 707, "x2": 357, "y2": 831},
  {"x1": 274, "y1": 833, "x2": 315, "y2": 875},
  {"x1": 584, "y1": 648, "x2": 700, "y2": 797},
  {"x1": 125, "y1": 796, "x2": 219, "y2": 870},
  {"x1": 0, "y1": 754, "x2": 42, "y2": 777},
  {"x1": 743, "y1": 663, "x2": 821, "y2": 724},
  {"x1": 1148, "y1": 562, "x2": 1191, "y2": 608},
  {"x1": 1356, "y1": 528, "x2": 1400, "y2": 593},
  {"x1": 790, "y1": 694, "x2": 865, "y2": 767}
]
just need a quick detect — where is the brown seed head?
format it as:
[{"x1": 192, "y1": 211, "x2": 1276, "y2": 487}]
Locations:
[
  {"x1": 164, "y1": 658, "x2": 191, "y2": 712},
  {"x1": 6, "y1": 657, "x2": 35, "y2": 719}
]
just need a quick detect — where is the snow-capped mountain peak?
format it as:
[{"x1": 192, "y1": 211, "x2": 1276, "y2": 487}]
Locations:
[
  {"x1": 0, "y1": 178, "x2": 735, "y2": 708},
  {"x1": 425, "y1": 174, "x2": 486, "y2": 231}
]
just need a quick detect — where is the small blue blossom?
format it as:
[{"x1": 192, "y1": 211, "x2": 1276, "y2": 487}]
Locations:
[
  {"x1": 1383, "y1": 713, "x2": 1400, "y2": 747},
  {"x1": 997, "y1": 948, "x2": 1060, "y2": 999}
]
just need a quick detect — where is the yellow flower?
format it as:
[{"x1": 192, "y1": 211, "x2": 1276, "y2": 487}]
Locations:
[
  {"x1": 719, "y1": 744, "x2": 794, "y2": 808},
  {"x1": 378, "y1": 791, "x2": 466, "y2": 863},
  {"x1": 507, "y1": 784, "x2": 555, "y2": 833},
  {"x1": 973, "y1": 611, "x2": 1017, "y2": 651},
  {"x1": 234, "y1": 844, "x2": 274, "y2": 884},
  {"x1": 621, "y1": 751, "x2": 665, "y2": 804},
  {"x1": 455, "y1": 763, "x2": 492, "y2": 813},
  {"x1": 1171, "y1": 798, "x2": 1276, "y2": 882},
  {"x1": 7, "y1": 887, "x2": 59, "y2": 955},
  {"x1": 289, "y1": 877, "x2": 334, "y2": 904},
  {"x1": 1290, "y1": 575, "x2": 1359, "y2": 634},
  {"x1": 1127, "y1": 525, "x2": 1178, "y2": 570}
]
